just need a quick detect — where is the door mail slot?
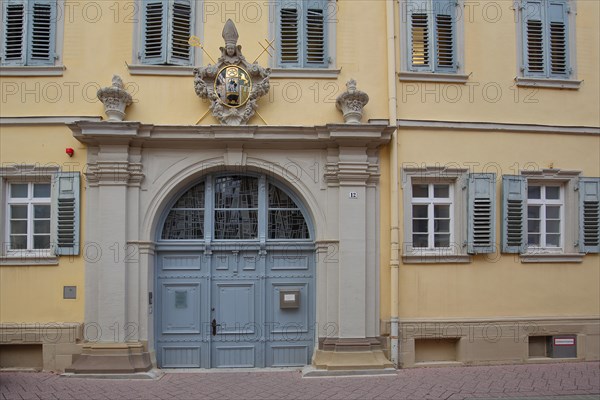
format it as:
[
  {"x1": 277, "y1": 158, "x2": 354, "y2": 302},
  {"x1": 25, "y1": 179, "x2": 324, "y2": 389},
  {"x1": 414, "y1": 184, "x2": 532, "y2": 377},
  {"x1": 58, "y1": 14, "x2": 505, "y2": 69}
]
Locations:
[{"x1": 279, "y1": 290, "x2": 300, "y2": 309}]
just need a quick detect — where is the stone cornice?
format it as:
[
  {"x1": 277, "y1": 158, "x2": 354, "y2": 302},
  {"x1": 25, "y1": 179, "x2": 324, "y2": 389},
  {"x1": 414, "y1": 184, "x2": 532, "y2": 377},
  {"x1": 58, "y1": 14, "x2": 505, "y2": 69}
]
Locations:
[{"x1": 68, "y1": 121, "x2": 394, "y2": 149}]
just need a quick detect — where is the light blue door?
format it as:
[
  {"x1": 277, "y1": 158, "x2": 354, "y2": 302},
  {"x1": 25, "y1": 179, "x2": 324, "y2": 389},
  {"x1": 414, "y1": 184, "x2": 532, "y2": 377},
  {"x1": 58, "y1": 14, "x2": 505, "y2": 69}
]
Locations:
[{"x1": 156, "y1": 174, "x2": 315, "y2": 368}]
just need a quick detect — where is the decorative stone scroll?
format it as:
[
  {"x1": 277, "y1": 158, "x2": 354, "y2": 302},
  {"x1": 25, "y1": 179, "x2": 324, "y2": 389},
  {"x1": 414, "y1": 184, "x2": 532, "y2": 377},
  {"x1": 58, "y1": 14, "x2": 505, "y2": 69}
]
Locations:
[
  {"x1": 97, "y1": 75, "x2": 133, "y2": 122},
  {"x1": 193, "y1": 19, "x2": 271, "y2": 126}
]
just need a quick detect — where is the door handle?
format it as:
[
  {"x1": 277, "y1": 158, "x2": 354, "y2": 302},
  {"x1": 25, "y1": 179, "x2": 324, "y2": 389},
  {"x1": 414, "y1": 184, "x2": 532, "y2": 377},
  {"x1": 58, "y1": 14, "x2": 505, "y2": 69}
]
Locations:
[{"x1": 211, "y1": 318, "x2": 221, "y2": 336}]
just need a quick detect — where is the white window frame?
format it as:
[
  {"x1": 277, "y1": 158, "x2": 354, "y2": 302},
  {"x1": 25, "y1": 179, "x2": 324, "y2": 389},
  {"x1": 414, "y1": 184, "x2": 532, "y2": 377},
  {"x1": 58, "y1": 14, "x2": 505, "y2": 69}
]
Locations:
[
  {"x1": 398, "y1": 0, "x2": 469, "y2": 83},
  {"x1": 5, "y1": 181, "x2": 51, "y2": 253},
  {"x1": 128, "y1": 0, "x2": 203, "y2": 76},
  {"x1": 0, "y1": 164, "x2": 59, "y2": 265},
  {"x1": 0, "y1": 0, "x2": 65, "y2": 76},
  {"x1": 402, "y1": 167, "x2": 469, "y2": 263},
  {"x1": 526, "y1": 183, "x2": 564, "y2": 252},
  {"x1": 410, "y1": 181, "x2": 454, "y2": 251},
  {"x1": 514, "y1": 0, "x2": 581, "y2": 89}
]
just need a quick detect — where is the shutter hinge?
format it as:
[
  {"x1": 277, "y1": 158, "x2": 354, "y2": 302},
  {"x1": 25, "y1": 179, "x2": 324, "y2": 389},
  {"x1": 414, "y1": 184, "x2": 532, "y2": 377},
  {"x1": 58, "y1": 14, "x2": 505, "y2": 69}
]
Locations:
[
  {"x1": 137, "y1": 52, "x2": 142, "y2": 60},
  {"x1": 566, "y1": 6, "x2": 571, "y2": 14},
  {"x1": 327, "y1": 56, "x2": 333, "y2": 65},
  {"x1": 520, "y1": 65, "x2": 525, "y2": 72}
]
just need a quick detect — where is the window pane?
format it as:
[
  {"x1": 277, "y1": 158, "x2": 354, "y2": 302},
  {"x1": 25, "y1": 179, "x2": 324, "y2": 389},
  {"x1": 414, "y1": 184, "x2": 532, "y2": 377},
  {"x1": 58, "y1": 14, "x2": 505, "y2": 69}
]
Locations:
[
  {"x1": 33, "y1": 183, "x2": 51, "y2": 198},
  {"x1": 214, "y1": 176, "x2": 258, "y2": 209},
  {"x1": 412, "y1": 219, "x2": 428, "y2": 233},
  {"x1": 34, "y1": 205, "x2": 51, "y2": 218},
  {"x1": 33, "y1": 235, "x2": 50, "y2": 249},
  {"x1": 528, "y1": 234, "x2": 540, "y2": 246},
  {"x1": 434, "y1": 234, "x2": 450, "y2": 247},
  {"x1": 412, "y1": 205, "x2": 428, "y2": 218},
  {"x1": 214, "y1": 210, "x2": 258, "y2": 239},
  {"x1": 434, "y1": 219, "x2": 450, "y2": 233},
  {"x1": 268, "y1": 185, "x2": 298, "y2": 208},
  {"x1": 434, "y1": 205, "x2": 449, "y2": 218},
  {"x1": 412, "y1": 234, "x2": 428, "y2": 248},
  {"x1": 527, "y1": 205, "x2": 540, "y2": 219},
  {"x1": 10, "y1": 184, "x2": 28, "y2": 198},
  {"x1": 268, "y1": 210, "x2": 309, "y2": 239},
  {"x1": 10, "y1": 205, "x2": 27, "y2": 219},
  {"x1": 172, "y1": 182, "x2": 205, "y2": 208},
  {"x1": 528, "y1": 185, "x2": 541, "y2": 199},
  {"x1": 527, "y1": 220, "x2": 540, "y2": 233},
  {"x1": 545, "y1": 186, "x2": 560, "y2": 200},
  {"x1": 546, "y1": 220, "x2": 560, "y2": 234},
  {"x1": 10, "y1": 235, "x2": 27, "y2": 249},
  {"x1": 161, "y1": 210, "x2": 204, "y2": 239},
  {"x1": 546, "y1": 234, "x2": 560, "y2": 247},
  {"x1": 546, "y1": 205, "x2": 560, "y2": 219},
  {"x1": 10, "y1": 220, "x2": 27, "y2": 234},
  {"x1": 412, "y1": 184, "x2": 428, "y2": 198},
  {"x1": 433, "y1": 184, "x2": 449, "y2": 198},
  {"x1": 34, "y1": 220, "x2": 51, "y2": 234}
]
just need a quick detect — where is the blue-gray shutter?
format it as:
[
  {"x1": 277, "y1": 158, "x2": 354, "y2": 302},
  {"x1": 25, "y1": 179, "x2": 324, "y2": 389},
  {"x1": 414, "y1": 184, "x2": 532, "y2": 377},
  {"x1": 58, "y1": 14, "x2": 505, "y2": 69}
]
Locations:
[
  {"x1": 141, "y1": 0, "x2": 168, "y2": 64},
  {"x1": 522, "y1": 0, "x2": 546, "y2": 76},
  {"x1": 167, "y1": 0, "x2": 193, "y2": 65},
  {"x1": 434, "y1": 0, "x2": 457, "y2": 72},
  {"x1": 52, "y1": 172, "x2": 80, "y2": 256},
  {"x1": 408, "y1": 0, "x2": 432, "y2": 71},
  {"x1": 501, "y1": 175, "x2": 527, "y2": 253},
  {"x1": 1, "y1": 0, "x2": 26, "y2": 66},
  {"x1": 547, "y1": 0, "x2": 569, "y2": 77},
  {"x1": 26, "y1": 0, "x2": 56, "y2": 66},
  {"x1": 579, "y1": 177, "x2": 600, "y2": 254},
  {"x1": 468, "y1": 173, "x2": 496, "y2": 254},
  {"x1": 305, "y1": 0, "x2": 327, "y2": 67},
  {"x1": 278, "y1": 1, "x2": 301, "y2": 67}
]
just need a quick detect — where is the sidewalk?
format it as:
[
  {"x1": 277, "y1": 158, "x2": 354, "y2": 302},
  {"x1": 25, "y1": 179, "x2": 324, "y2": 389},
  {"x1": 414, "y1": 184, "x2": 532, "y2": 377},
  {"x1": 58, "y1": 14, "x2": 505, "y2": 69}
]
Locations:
[{"x1": 1, "y1": 361, "x2": 599, "y2": 400}]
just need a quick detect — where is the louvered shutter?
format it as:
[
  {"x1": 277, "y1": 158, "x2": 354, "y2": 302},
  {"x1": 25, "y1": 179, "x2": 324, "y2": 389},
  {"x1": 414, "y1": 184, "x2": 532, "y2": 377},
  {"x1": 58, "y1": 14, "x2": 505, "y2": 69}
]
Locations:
[
  {"x1": 434, "y1": 0, "x2": 456, "y2": 71},
  {"x1": 51, "y1": 172, "x2": 80, "y2": 256},
  {"x1": 141, "y1": 0, "x2": 168, "y2": 64},
  {"x1": 167, "y1": 0, "x2": 193, "y2": 65},
  {"x1": 579, "y1": 178, "x2": 600, "y2": 254},
  {"x1": 305, "y1": 1, "x2": 327, "y2": 67},
  {"x1": 523, "y1": 0, "x2": 546, "y2": 76},
  {"x1": 26, "y1": 0, "x2": 56, "y2": 66},
  {"x1": 1, "y1": 0, "x2": 26, "y2": 66},
  {"x1": 502, "y1": 175, "x2": 527, "y2": 253},
  {"x1": 547, "y1": 0, "x2": 568, "y2": 77},
  {"x1": 279, "y1": 3, "x2": 301, "y2": 67},
  {"x1": 408, "y1": 0, "x2": 432, "y2": 71},
  {"x1": 468, "y1": 173, "x2": 496, "y2": 254}
]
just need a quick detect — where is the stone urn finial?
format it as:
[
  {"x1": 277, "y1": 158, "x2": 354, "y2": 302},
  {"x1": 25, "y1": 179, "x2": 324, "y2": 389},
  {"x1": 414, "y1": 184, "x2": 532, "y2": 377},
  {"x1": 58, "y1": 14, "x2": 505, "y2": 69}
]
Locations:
[
  {"x1": 336, "y1": 79, "x2": 369, "y2": 124},
  {"x1": 97, "y1": 75, "x2": 133, "y2": 122}
]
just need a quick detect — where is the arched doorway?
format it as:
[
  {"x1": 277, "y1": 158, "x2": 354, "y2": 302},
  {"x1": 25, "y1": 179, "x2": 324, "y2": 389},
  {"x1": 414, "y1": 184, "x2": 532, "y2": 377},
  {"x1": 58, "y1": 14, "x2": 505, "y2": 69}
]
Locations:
[{"x1": 154, "y1": 173, "x2": 316, "y2": 368}]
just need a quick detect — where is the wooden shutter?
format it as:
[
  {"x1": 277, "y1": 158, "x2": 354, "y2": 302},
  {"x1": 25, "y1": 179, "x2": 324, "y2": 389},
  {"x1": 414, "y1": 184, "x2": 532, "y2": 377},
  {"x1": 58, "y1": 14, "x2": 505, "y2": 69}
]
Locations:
[
  {"x1": 305, "y1": 2, "x2": 327, "y2": 67},
  {"x1": 579, "y1": 178, "x2": 600, "y2": 253},
  {"x1": 279, "y1": 4, "x2": 301, "y2": 66},
  {"x1": 548, "y1": 0, "x2": 568, "y2": 76},
  {"x1": 523, "y1": 0, "x2": 545, "y2": 76},
  {"x1": 468, "y1": 173, "x2": 496, "y2": 254},
  {"x1": 141, "y1": 0, "x2": 168, "y2": 64},
  {"x1": 52, "y1": 172, "x2": 80, "y2": 256},
  {"x1": 434, "y1": 0, "x2": 456, "y2": 71},
  {"x1": 1, "y1": 0, "x2": 26, "y2": 65},
  {"x1": 167, "y1": 0, "x2": 193, "y2": 65},
  {"x1": 409, "y1": 0, "x2": 432, "y2": 71},
  {"x1": 501, "y1": 175, "x2": 527, "y2": 253},
  {"x1": 26, "y1": 0, "x2": 56, "y2": 66}
]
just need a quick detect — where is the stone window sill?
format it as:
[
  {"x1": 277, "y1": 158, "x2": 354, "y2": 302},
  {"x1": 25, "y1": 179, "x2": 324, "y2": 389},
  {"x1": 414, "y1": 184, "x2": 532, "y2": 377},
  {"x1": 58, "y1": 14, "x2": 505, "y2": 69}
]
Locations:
[
  {"x1": 399, "y1": 71, "x2": 470, "y2": 83},
  {"x1": 520, "y1": 253, "x2": 584, "y2": 263},
  {"x1": 0, "y1": 65, "x2": 65, "y2": 76},
  {"x1": 270, "y1": 68, "x2": 341, "y2": 79},
  {"x1": 402, "y1": 254, "x2": 471, "y2": 264},
  {"x1": 127, "y1": 64, "x2": 195, "y2": 76},
  {"x1": 515, "y1": 77, "x2": 582, "y2": 89},
  {"x1": 0, "y1": 253, "x2": 59, "y2": 266}
]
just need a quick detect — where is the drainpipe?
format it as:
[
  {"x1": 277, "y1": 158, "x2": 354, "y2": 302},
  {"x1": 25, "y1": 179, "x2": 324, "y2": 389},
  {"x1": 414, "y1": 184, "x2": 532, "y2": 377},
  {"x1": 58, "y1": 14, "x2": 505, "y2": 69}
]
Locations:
[{"x1": 386, "y1": 0, "x2": 400, "y2": 367}]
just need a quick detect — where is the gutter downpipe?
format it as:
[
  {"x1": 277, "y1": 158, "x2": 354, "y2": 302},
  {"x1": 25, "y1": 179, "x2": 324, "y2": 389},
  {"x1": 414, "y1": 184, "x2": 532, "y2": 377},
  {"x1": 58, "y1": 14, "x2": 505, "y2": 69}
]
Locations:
[{"x1": 386, "y1": 0, "x2": 400, "y2": 367}]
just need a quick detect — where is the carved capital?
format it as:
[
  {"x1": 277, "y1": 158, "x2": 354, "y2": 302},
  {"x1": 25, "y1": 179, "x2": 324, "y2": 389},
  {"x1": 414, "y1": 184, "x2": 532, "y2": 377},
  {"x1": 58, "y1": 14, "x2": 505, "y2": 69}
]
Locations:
[
  {"x1": 97, "y1": 75, "x2": 133, "y2": 122},
  {"x1": 335, "y1": 79, "x2": 369, "y2": 124}
]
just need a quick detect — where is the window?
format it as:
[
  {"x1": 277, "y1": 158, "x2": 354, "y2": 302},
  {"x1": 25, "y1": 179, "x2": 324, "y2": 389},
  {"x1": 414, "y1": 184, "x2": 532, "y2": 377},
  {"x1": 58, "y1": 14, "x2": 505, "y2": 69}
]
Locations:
[
  {"x1": 501, "y1": 173, "x2": 599, "y2": 261},
  {"x1": 403, "y1": 169, "x2": 496, "y2": 263},
  {"x1": 0, "y1": 0, "x2": 58, "y2": 66},
  {"x1": 1, "y1": 168, "x2": 80, "y2": 262},
  {"x1": 520, "y1": 0, "x2": 572, "y2": 79},
  {"x1": 6, "y1": 182, "x2": 51, "y2": 250},
  {"x1": 402, "y1": 0, "x2": 460, "y2": 74},
  {"x1": 276, "y1": 0, "x2": 329, "y2": 68},
  {"x1": 139, "y1": 0, "x2": 194, "y2": 66}
]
